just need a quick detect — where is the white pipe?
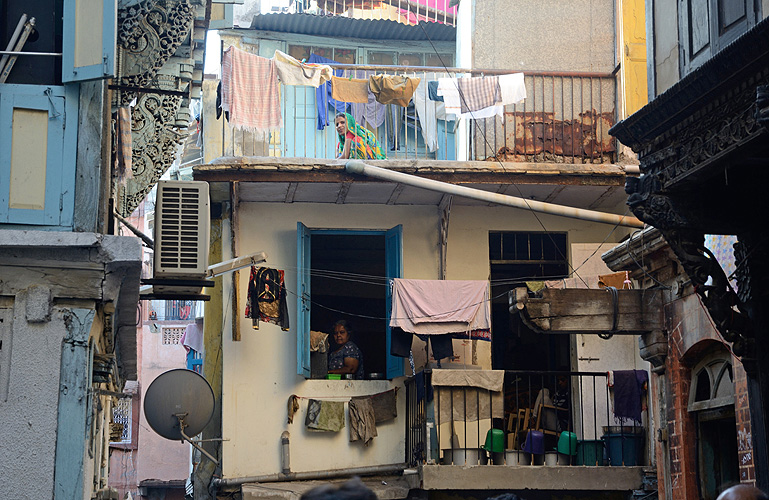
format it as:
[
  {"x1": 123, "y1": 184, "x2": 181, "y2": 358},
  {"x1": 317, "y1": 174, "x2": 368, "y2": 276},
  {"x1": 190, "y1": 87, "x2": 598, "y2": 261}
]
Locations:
[
  {"x1": 0, "y1": 14, "x2": 27, "y2": 76},
  {"x1": 345, "y1": 160, "x2": 645, "y2": 228},
  {"x1": 206, "y1": 251, "x2": 268, "y2": 278}
]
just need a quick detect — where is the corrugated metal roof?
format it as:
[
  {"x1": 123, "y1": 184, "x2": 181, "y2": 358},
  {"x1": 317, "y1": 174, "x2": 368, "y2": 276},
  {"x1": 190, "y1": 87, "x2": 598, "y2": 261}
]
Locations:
[{"x1": 247, "y1": 12, "x2": 455, "y2": 42}]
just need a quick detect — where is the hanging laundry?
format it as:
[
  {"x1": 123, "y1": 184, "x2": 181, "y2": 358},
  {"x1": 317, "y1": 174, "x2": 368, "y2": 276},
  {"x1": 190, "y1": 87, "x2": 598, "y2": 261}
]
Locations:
[
  {"x1": 429, "y1": 334, "x2": 454, "y2": 361},
  {"x1": 498, "y1": 72, "x2": 526, "y2": 105},
  {"x1": 245, "y1": 266, "x2": 290, "y2": 331},
  {"x1": 369, "y1": 75, "x2": 421, "y2": 107},
  {"x1": 412, "y1": 79, "x2": 440, "y2": 153},
  {"x1": 274, "y1": 50, "x2": 333, "y2": 87},
  {"x1": 390, "y1": 327, "x2": 413, "y2": 358},
  {"x1": 310, "y1": 330, "x2": 329, "y2": 353},
  {"x1": 287, "y1": 395, "x2": 300, "y2": 424},
  {"x1": 371, "y1": 389, "x2": 398, "y2": 423},
  {"x1": 427, "y1": 81, "x2": 444, "y2": 102},
  {"x1": 456, "y1": 75, "x2": 501, "y2": 114},
  {"x1": 215, "y1": 80, "x2": 229, "y2": 121},
  {"x1": 438, "y1": 77, "x2": 504, "y2": 119},
  {"x1": 181, "y1": 322, "x2": 204, "y2": 354},
  {"x1": 221, "y1": 46, "x2": 282, "y2": 137},
  {"x1": 348, "y1": 69, "x2": 387, "y2": 129},
  {"x1": 115, "y1": 107, "x2": 133, "y2": 183},
  {"x1": 331, "y1": 75, "x2": 370, "y2": 103},
  {"x1": 305, "y1": 399, "x2": 345, "y2": 432},
  {"x1": 450, "y1": 329, "x2": 491, "y2": 341},
  {"x1": 390, "y1": 279, "x2": 491, "y2": 335},
  {"x1": 308, "y1": 53, "x2": 346, "y2": 130},
  {"x1": 610, "y1": 370, "x2": 648, "y2": 424},
  {"x1": 349, "y1": 397, "x2": 377, "y2": 445}
]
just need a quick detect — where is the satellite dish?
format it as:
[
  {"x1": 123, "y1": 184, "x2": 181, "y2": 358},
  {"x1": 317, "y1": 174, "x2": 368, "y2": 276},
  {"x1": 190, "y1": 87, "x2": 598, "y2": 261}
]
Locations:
[{"x1": 144, "y1": 369, "x2": 215, "y2": 441}]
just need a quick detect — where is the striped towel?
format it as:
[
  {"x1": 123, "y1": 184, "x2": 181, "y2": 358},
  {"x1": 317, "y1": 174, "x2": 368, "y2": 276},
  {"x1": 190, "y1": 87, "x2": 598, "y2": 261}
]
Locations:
[
  {"x1": 457, "y1": 76, "x2": 501, "y2": 114},
  {"x1": 221, "y1": 46, "x2": 282, "y2": 137}
]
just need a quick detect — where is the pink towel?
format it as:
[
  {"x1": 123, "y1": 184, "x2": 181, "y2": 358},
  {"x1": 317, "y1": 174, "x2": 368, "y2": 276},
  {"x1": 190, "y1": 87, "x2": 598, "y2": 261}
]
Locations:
[
  {"x1": 221, "y1": 46, "x2": 282, "y2": 137},
  {"x1": 390, "y1": 279, "x2": 491, "y2": 335}
]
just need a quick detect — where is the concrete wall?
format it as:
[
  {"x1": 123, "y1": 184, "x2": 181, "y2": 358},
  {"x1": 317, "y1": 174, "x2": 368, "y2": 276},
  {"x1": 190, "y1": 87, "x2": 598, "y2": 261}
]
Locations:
[
  {"x1": 0, "y1": 293, "x2": 64, "y2": 498},
  {"x1": 472, "y1": 0, "x2": 616, "y2": 72},
  {"x1": 136, "y1": 323, "x2": 192, "y2": 482},
  {"x1": 223, "y1": 201, "x2": 632, "y2": 479}
]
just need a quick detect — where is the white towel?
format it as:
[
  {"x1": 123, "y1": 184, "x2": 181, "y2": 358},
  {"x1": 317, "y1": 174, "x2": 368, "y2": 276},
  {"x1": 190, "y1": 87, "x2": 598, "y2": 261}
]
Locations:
[
  {"x1": 273, "y1": 49, "x2": 333, "y2": 87},
  {"x1": 499, "y1": 72, "x2": 527, "y2": 105}
]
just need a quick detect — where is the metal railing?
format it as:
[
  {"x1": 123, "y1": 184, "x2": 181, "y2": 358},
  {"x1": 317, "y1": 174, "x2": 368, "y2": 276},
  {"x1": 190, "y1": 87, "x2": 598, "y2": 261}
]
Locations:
[
  {"x1": 296, "y1": 0, "x2": 457, "y2": 26},
  {"x1": 404, "y1": 370, "x2": 645, "y2": 467},
  {"x1": 217, "y1": 65, "x2": 616, "y2": 164}
]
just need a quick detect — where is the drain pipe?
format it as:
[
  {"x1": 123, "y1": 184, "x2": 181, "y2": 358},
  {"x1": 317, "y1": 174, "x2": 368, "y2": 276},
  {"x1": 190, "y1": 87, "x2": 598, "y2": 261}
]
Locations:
[
  {"x1": 281, "y1": 431, "x2": 291, "y2": 475},
  {"x1": 213, "y1": 463, "x2": 407, "y2": 489},
  {"x1": 345, "y1": 160, "x2": 644, "y2": 228}
]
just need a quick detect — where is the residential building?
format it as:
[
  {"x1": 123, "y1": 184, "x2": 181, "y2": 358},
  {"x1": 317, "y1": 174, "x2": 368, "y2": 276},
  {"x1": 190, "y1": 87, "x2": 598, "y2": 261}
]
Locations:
[
  {"x1": 0, "y1": 0, "x2": 218, "y2": 497},
  {"x1": 190, "y1": 0, "x2": 659, "y2": 498},
  {"x1": 608, "y1": 0, "x2": 769, "y2": 498}
]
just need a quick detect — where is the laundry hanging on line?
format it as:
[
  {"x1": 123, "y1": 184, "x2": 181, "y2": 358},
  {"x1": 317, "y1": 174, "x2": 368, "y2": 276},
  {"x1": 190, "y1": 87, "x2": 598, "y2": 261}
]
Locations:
[
  {"x1": 274, "y1": 49, "x2": 333, "y2": 87},
  {"x1": 220, "y1": 46, "x2": 282, "y2": 136},
  {"x1": 245, "y1": 266, "x2": 290, "y2": 331},
  {"x1": 434, "y1": 73, "x2": 526, "y2": 119}
]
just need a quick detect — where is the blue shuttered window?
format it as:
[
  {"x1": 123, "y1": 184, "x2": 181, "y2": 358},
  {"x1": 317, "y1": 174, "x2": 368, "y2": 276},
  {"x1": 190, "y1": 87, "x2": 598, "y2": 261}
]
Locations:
[
  {"x1": 62, "y1": 0, "x2": 117, "y2": 82},
  {"x1": 296, "y1": 223, "x2": 404, "y2": 379}
]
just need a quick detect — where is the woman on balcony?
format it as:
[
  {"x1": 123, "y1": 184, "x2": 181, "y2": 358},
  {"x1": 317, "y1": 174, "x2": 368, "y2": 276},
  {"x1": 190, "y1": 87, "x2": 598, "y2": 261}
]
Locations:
[{"x1": 335, "y1": 112, "x2": 385, "y2": 160}]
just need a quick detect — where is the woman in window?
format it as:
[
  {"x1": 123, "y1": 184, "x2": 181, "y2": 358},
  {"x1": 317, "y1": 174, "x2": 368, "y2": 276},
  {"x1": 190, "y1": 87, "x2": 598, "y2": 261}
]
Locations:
[
  {"x1": 335, "y1": 112, "x2": 385, "y2": 160},
  {"x1": 327, "y1": 320, "x2": 364, "y2": 379}
]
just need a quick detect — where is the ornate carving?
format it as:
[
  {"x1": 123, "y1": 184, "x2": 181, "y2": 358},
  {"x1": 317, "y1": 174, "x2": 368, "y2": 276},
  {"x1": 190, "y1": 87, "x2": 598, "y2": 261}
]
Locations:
[
  {"x1": 625, "y1": 176, "x2": 689, "y2": 230},
  {"x1": 114, "y1": 0, "x2": 195, "y2": 217},
  {"x1": 757, "y1": 85, "x2": 769, "y2": 128},
  {"x1": 661, "y1": 228, "x2": 753, "y2": 360}
]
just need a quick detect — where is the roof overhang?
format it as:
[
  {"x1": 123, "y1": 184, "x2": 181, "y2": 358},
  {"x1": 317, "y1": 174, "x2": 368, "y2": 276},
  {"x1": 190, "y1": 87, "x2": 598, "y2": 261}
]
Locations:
[{"x1": 194, "y1": 157, "x2": 631, "y2": 213}]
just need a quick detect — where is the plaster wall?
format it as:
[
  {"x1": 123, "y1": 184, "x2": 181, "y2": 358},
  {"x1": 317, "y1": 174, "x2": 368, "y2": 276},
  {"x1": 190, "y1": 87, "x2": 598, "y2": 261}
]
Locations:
[
  {"x1": 136, "y1": 324, "x2": 192, "y2": 482},
  {"x1": 652, "y1": 0, "x2": 680, "y2": 95},
  {"x1": 0, "y1": 294, "x2": 66, "y2": 498},
  {"x1": 472, "y1": 0, "x2": 616, "y2": 72},
  {"x1": 570, "y1": 243, "x2": 651, "y2": 444},
  {"x1": 224, "y1": 201, "x2": 632, "y2": 478},
  {"x1": 765, "y1": 0, "x2": 769, "y2": 19}
]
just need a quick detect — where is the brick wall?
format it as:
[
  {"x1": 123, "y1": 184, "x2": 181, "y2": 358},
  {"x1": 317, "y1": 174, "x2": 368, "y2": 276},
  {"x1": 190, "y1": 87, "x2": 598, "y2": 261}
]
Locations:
[{"x1": 734, "y1": 360, "x2": 756, "y2": 485}]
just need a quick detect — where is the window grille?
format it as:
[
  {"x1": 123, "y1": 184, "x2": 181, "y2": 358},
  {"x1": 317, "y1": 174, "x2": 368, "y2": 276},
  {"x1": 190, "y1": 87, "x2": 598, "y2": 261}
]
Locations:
[
  {"x1": 111, "y1": 398, "x2": 132, "y2": 444},
  {"x1": 162, "y1": 326, "x2": 185, "y2": 345}
]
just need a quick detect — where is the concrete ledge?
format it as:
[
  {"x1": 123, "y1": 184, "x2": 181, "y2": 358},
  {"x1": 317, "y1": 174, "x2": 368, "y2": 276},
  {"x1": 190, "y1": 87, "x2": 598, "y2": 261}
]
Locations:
[
  {"x1": 242, "y1": 474, "x2": 418, "y2": 500},
  {"x1": 421, "y1": 465, "x2": 645, "y2": 491}
]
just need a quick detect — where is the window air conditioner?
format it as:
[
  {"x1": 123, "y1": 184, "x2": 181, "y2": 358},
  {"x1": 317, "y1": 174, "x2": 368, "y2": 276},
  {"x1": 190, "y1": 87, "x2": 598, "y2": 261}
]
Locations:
[{"x1": 153, "y1": 181, "x2": 210, "y2": 286}]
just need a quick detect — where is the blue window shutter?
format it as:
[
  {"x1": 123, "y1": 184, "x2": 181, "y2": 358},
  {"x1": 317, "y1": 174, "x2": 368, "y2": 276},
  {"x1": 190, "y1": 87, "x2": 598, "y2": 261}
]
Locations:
[
  {"x1": 385, "y1": 224, "x2": 404, "y2": 379},
  {"x1": 0, "y1": 88, "x2": 66, "y2": 225},
  {"x1": 296, "y1": 222, "x2": 311, "y2": 377},
  {"x1": 62, "y1": 0, "x2": 117, "y2": 82}
]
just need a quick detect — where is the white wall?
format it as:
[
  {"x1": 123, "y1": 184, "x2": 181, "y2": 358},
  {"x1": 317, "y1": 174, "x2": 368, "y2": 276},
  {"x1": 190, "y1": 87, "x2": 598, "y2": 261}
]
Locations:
[{"x1": 223, "y1": 201, "x2": 634, "y2": 478}]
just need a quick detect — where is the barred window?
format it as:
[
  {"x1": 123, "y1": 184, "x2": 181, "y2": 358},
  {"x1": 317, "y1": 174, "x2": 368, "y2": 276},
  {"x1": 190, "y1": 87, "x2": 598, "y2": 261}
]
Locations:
[{"x1": 111, "y1": 398, "x2": 132, "y2": 445}]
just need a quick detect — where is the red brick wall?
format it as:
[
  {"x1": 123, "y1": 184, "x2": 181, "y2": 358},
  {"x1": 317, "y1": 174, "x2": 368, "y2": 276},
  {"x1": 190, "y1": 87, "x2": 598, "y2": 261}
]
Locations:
[{"x1": 734, "y1": 360, "x2": 756, "y2": 485}]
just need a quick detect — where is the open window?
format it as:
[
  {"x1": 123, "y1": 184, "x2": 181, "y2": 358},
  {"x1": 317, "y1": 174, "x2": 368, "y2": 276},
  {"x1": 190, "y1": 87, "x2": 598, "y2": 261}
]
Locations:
[{"x1": 297, "y1": 223, "x2": 404, "y2": 379}]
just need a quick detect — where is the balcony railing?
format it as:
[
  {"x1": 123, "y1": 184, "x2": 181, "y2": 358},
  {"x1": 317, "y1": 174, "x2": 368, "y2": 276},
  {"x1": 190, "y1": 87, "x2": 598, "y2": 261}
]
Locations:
[
  {"x1": 405, "y1": 370, "x2": 646, "y2": 467},
  {"x1": 215, "y1": 66, "x2": 616, "y2": 164},
  {"x1": 297, "y1": 0, "x2": 457, "y2": 26}
]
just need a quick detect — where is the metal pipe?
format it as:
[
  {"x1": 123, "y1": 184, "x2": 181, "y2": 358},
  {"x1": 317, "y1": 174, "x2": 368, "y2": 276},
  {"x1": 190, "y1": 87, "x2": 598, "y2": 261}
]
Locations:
[
  {"x1": 0, "y1": 51, "x2": 61, "y2": 56},
  {"x1": 280, "y1": 431, "x2": 291, "y2": 474},
  {"x1": 213, "y1": 463, "x2": 407, "y2": 488},
  {"x1": 0, "y1": 14, "x2": 27, "y2": 76},
  {"x1": 345, "y1": 160, "x2": 645, "y2": 228}
]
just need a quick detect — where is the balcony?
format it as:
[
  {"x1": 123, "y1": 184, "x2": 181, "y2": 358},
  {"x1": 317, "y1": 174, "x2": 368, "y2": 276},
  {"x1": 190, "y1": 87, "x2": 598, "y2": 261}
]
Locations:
[
  {"x1": 296, "y1": 0, "x2": 458, "y2": 26},
  {"x1": 404, "y1": 370, "x2": 648, "y2": 492},
  {"x1": 212, "y1": 65, "x2": 616, "y2": 165}
]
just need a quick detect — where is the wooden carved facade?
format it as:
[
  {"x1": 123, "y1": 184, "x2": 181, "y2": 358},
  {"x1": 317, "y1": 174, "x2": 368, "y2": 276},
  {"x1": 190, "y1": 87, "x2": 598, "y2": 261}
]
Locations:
[{"x1": 114, "y1": 0, "x2": 202, "y2": 216}]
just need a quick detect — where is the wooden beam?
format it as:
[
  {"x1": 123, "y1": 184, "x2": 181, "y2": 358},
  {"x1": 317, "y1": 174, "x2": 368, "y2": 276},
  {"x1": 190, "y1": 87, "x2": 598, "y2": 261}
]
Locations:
[{"x1": 511, "y1": 287, "x2": 663, "y2": 334}]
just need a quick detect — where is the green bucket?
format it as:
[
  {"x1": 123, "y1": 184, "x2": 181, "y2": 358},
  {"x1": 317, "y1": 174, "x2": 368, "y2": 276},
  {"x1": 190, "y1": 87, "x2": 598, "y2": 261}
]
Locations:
[{"x1": 483, "y1": 428, "x2": 505, "y2": 453}]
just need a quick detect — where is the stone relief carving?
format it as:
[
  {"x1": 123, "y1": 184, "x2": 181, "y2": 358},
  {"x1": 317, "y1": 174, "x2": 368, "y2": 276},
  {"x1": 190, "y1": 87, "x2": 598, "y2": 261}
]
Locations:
[{"x1": 113, "y1": 0, "x2": 195, "y2": 217}]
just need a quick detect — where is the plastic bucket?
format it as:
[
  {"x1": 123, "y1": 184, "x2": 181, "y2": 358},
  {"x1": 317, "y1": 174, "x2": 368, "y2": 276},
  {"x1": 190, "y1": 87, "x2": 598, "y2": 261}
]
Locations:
[
  {"x1": 544, "y1": 451, "x2": 558, "y2": 466},
  {"x1": 602, "y1": 432, "x2": 644, "y2": 466},
  {"x1": 483, "y1": 428, "x2": 506, "y2": 453},
  {"x1": 576, "y1": 440, "x2": 604, "y2": 466},
  {"x1": 557, "y1": 431, "x2": 578, "y2": 456}
]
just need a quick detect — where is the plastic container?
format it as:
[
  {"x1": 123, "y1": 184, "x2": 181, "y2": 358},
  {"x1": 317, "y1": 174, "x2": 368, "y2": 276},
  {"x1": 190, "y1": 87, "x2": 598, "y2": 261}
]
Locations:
[
  {"x1": 557, "y1": 431, "x2": 578, "y2": 456},
  {"x1": 544, "y1": 451, "x2": 558, "y2": 466},
  {"x1": 326, "y1": 374, "x2": 341, "y2": 380},
  {"x1": 602, "y1": 432, "x2": 644, "y2": 466},
  {"x1": 483, "y1": 428, "x2": 506, "y2": 453},
  {"x1": 576, "y1": 440, "x2": 604, "y2": 466}
]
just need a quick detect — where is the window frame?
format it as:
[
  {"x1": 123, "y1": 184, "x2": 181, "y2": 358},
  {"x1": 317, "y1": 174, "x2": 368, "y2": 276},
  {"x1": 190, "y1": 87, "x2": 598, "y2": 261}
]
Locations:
[{"x1": 296, "y1": 223, "x2": 404, "y2": 379}]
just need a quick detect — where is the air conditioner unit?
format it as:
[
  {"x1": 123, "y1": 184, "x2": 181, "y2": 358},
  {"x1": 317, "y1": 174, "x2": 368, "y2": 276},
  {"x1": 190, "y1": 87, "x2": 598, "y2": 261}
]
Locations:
[{"x1": 152, "y1": 181, "x2": 210, "y2": 293}]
